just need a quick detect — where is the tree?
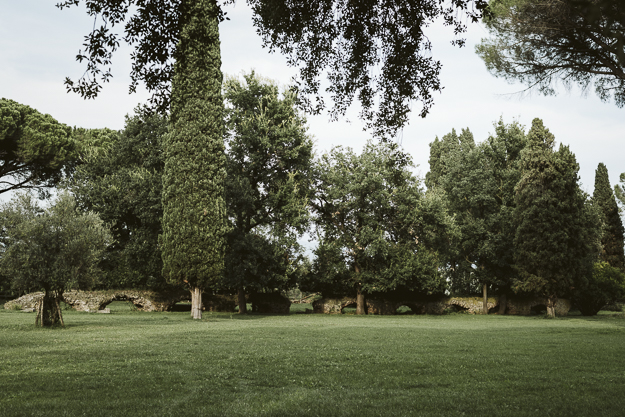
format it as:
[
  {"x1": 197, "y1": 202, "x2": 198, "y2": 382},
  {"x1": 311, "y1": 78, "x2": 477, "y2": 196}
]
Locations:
[
  {"x1": 57, "y1": 0, "x2": 489, "y2": 138},
  {"x1": 512, "y1": 118, "x2": 600, "y2": 317},
  {"x1": 69, "y1": 109, "x2": 168, "y2": 290},
  {"x1": 476, "y1": 0, "x2": 625, "y2": 107},
  {"x1": 0, "y1": 98, "x2": 76, "y2": 196},
  {"x1": 593, "y1": 163, "x2": 625, "y2": 270},
  {"x1": 222, "y1": 72, "x2": 313, "y2": 314},
  {"x1": 427, "y1": 120, "x2": 527, "y2": 313},
  {"x1": 160, "y1": 0, "x2": 227, "y2": 320},
  {"x1": 616, "y1": 172, "x2": 625, "y2": 211},
  {"x1": 572, "y1": 261, "x2": 625, "y2": 315},
  {"x1": 307, "y1": 141, "x2": 453, "y2": 314},
  {"x1": 0, "y1": 192, "x2": 111, "y2": 326}
]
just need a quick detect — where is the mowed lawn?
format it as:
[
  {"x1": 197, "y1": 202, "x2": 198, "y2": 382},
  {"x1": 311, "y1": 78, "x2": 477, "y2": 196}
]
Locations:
[{"x1": 1, "y1": 303, "x2": 624, "y2": 417}]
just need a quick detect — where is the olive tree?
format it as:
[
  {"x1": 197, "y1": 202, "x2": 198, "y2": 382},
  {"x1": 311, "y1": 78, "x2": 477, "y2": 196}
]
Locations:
[{"x1": 0, "y1": 192, "x2": 111, "y2": 326}]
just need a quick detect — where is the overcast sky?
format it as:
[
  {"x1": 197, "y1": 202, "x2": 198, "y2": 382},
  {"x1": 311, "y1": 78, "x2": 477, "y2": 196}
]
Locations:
[{"x1": 2, "y1": 1, "x2": 624, "y2": 194}]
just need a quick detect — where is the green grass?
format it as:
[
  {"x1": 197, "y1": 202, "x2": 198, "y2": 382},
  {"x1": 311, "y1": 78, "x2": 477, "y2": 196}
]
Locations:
[{"x1": 1, "y1": 307, "x2": 624, "y2": 417}]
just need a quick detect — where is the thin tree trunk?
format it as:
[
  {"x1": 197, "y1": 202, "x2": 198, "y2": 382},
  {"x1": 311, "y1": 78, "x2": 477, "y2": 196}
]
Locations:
[
  {"x1": 238, "y1": 288, "x2": 247, "y2": 315},
  {"x1": 55, "y1": 297, "x2": 65, "y2": 327},
  {"x1": 546, "y1": 296, "x2": 557, "y2": 318},
  {"x1": 191, "y1": 287, "x2": 203, "y2": 320},
  {"x1": 356, "y1": 287, "x2": 366, "y2": 315},
  {"x1": 35, "y1": 298, "x2": 42, "y2": 326},
  {"x1": 498, "y1": 293, "x2": 507, "y2": 315},
  {"x1": 354, "y1": 264, "x2": 366, "y2": 315},
  {"x1": 482, "y1": 283, "x2": 488, "y2": 315}
]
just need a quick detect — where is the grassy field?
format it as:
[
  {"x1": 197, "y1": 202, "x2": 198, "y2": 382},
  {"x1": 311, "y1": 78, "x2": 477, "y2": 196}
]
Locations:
[{"x1": 1, "y1": 302, "x2": 624, "y2": 417}]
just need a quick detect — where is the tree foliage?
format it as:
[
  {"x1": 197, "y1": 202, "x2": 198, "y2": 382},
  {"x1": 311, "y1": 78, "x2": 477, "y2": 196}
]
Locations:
[
  {"x1": 0, "y1": 98, "x2": 76, "y2": 196},
  {"x1": 160, "y1": 0, "x2": 227, "y2": 319},
  {"x1": 0, "y1": 192, "x2": 111, "y2": 326},
  {"x1": 57, "y1": 0, "x2": 488, "y2": 138},
  {"x1": 427, "y1": 120, "x2": 527, "y2": 297},
  {"x1": 248, "y1": 0, "x2": 489, "y2": 137},
  {"x1": 593, "y1": 163, "x2": 625, "y2": 270},
  {"x1": 476, "y1": 0, "x2": 625, "y2": 106},
  {"x1": 512, "y1": 118, "x2": 600, "y2": 316},
  {"x1": 69, "y1": 109, "x2": 168, "y2": 290},
  {"x1": 305, "y1": 141, "x2": 453, "y2": 312},
  {"x1": 222, "y1": 72, "x2": 313, "y2": 310},
  {"x1": 572, "y1": 261, "x2": 625, "y2": 316}
]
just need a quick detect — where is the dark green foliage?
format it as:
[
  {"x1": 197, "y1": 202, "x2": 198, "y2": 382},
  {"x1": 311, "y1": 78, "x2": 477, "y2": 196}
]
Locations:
[
  {"x1": 513, "y1": 118, "x2": 600, "y2": 314},
  {"x1": 425, "y1": 128, "x2": 476, "y2": 190},
  {"x1": 69, "y1": 109, "x2": 168, "y2": 290},
  {"x1": 0, "y1": 98, "x2": 76, "y2": 196},
  {"x1": 593, "y1": 163, "x2": 625, "y2": 269},
  {"x1": 0, "y1": 192, "x2": 111, "y2": 325},
  {"x1": 222, "y1": 72, "x2": 313, "y2": 296},
  {"x1": 249, "y1": 0, "x2": 488, "y2": 137},
  {"x1": 476, "y1": 0, "x2": 625, "y2": 107},
  {"x1": 572, "y1": 261, "x2": 625, "y2": 316},
  {"x1": 306, "y1": 141, "x2": 453, "y2": 299},
  {"x1": 161, "y1": 0, "x2": 227, "y2": 292},
  {"x1": 427, "y1": 120, "x2": 526, "y2": 296},
  {"x1": 58, "y1": 0, "x2": 488, "y2": 138}
]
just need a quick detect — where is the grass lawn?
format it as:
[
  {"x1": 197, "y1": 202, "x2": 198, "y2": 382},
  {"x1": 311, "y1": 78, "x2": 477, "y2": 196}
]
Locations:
[{"x1": 1, "y1": 303, "x2": 624, "y2": 417}]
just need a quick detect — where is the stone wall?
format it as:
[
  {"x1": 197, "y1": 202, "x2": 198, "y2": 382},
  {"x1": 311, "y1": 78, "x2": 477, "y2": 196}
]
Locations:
[
  {"x1": 5, "y1": 289, "x2": 189, "y2": 312},
  {"x1": 3, "y1": 292, "x2": 44, "y2": 311},
  {"x1": 312, "y1": 295, "x2": 570, "y2": 316}
]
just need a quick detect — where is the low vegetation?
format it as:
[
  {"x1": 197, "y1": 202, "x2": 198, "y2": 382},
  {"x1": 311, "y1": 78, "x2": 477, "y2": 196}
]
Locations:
[{"x1": 1, "y1": 305, "x2": 624, "y2": 416}]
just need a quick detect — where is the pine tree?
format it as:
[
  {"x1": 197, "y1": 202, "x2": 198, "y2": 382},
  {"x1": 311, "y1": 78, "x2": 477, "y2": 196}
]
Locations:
[
  {"x1": 160, "y1": 0, "x2": 226, "y2": 320},
  {"x1": 593, "y1": 163, "x2": 625, "y2": 270},
  {"x1": 513, "y1": 119, "x2": 599, "y2": 317}
]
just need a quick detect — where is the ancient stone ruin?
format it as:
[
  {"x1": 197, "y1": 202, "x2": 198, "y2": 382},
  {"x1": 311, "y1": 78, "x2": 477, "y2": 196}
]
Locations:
[
  {"x1": 312, "y1": 295, "x2": 571, "y2": 316},
  {"x1": 4, "y1": 290, "x2": 237, "y2": 313},
  {"x1": 5, "y1": 291, "x2": 570, "y2": 316}
]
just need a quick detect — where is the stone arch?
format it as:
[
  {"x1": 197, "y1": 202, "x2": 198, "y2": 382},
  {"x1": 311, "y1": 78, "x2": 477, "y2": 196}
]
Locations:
[
  {"x1": 62, "y1": 289, "x2": 189, "y2": 312},
  {"x1": 530, "y1": 303, "x2": 548, "y2": 315},
  {"x1": 340, "y1": 300, "x2": 358, "y2": 314},
  {"x1": 395, "y1": 304, "x2": 415, "y2": 315}
]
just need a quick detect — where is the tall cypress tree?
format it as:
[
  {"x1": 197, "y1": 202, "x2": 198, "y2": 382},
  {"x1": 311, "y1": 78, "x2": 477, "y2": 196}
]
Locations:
[
  {"x1": 513, "y1": 119, "x2": 599, "y2": 317},
  {"x1": 593, "y1": 163, "x2": 625, "y2": 270},
  {"x1": 161, "y1": 0, "x2": 226, "y2": 320}
]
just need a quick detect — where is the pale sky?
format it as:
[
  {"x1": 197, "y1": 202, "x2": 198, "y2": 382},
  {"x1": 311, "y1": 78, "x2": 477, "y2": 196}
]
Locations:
[{"x1": 2, "y1": 0, "x2": 624, "y2": 195}]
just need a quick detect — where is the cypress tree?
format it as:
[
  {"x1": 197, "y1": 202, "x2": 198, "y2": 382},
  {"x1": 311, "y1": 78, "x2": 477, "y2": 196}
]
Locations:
[
  {"x1": 161, "y1": 0, "x2": 226, "y2": 320},
  {"x1": 593, "y1": 163, "x2": 625, "y2": 270},
  {"x1": 513, "y1": 119, "x2": 599, "y2": 317}
]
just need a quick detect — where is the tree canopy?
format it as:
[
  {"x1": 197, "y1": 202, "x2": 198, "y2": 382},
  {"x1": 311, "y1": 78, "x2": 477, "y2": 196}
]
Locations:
[
  {"x1": 222, "y1": 72, "x2": 313, "y2": 312},
  {"x1": 512, "y1": 118, "x2": 600, "y2": 316},
  {"x1": 159, "y1": 0, "x2": 227, "y2": 320},
  {"x1": 427, "y1": 120, "x2": 527, "y2": 305},
  {"x1": 476, "y1": 0, "x2": 625, "y2": 107},
  {"x1": 593, "y1": 163, "x2": 625, "y2": 270},
  {"x1": 0, "y1": 192, "x2": 111, "y2": 326},
  {"x1": 0, "y1": 98, "x2": 76, "y2": 196},
  {"x1": 305, "y1": 141, "x2": 453, "y2": 313},
  {"x1": 57, "y1": 0, "x2": 489, "y2": 138},
  {"x1": 69, "y1": 109, "x2": 168, "y2": 290}
]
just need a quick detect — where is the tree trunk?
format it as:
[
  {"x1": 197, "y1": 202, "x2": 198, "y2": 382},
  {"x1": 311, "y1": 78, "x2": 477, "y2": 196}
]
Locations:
[
  {"x1": 35, "y1": 291, "x2": 63, "y2": 327},
  {"x1": 482, "y1": 283, "x2": 488, "y2": 315},
  {"x1": 498, "y1": 292, "x2": 507, "y2": 315},
  {"x1": 237, "y1": 288, "x2": 247, "y2": 315},
  {"x1": 190, "y1": 287, "x2": 203, "y2": 320},
  {"x1": 546, "y1": 296, "x2": 557, "y2": 318},
  {"x1": 356, "y1": 287, "x2": 366, "y2": 315}
]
